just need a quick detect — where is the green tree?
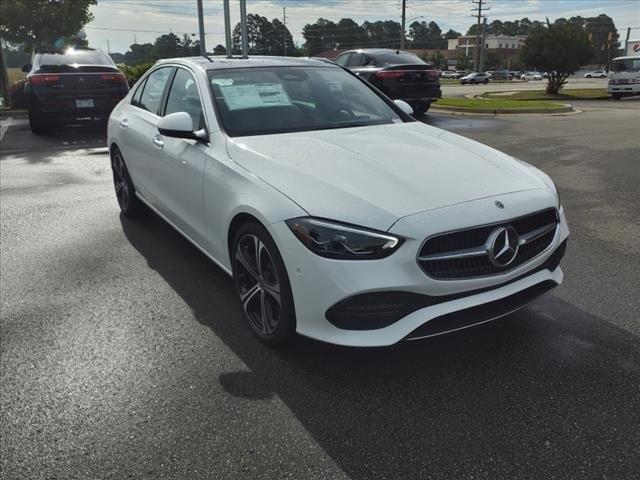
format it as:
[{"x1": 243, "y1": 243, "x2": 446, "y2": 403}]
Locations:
[
  {"x1": 362, "y1": 20, "x2": 403, "y2": 49},
  {"x1": 408, "y1": 20, "x2": 446, "y2": 49},
  {"x1": 302, "y1": 18, "x2": 339, "y2": 55},
  {"x1": 154, "y1": 33, "x2": 181, "y2": 59},
  {"x1": 335, "y1": 18, "x2": 367, "y2": 50},
  {"x1": 124, "y1": 43, "x2": 156, "y2": 64},
  {"x1": 0, "y1": 0, "x2": 95, "y2": 51},
  {"x1": 429, "y1": 50, "x2": 447, "y2": 69},
  {"x1": 520, "y1": 21, "x2": 594, "y2": 94},
  {"x1": 213, "y1": 44, "x2": 226, "y2": 56},
  {"x1": 456, "y1": 52, "x2": 472, "y2": 70}
]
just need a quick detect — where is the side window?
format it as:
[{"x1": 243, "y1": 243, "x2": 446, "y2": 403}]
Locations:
[
  {"x1": 131, "y1": 78, "x2": 146, "y2": 107},
  {"x1": 348, "y1": 53, "x2": 364, "y2": 67},
  {"x1": 334, "y1": 53, "x2": 351, "y2": 67},
  {"x1": 362, "y1": 55, "x2": 375, "y2": 67},
  {"x1": 138, "y1": 67, "x2": 172, "y2": 115},
  {"x1": 164, "y1": 68, "x2": 205, "y2": 130}
]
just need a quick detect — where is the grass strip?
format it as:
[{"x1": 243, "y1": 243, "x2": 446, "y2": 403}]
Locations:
[
  {"x1": 480, "y1": 88, "x2": 609, "y2": 100},
  {"x1": 435, "y1": 98, "x2": 566, "y2": 110}
]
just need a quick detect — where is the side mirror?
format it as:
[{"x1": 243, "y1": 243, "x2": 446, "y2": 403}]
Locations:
[
  {"x1": 21, "y1": 64, "x2": 32, "y2": 73},
  {"x1": 157, "y1": 112, "x2": 207, "y2": 141},
  {"x1": 394, "y1": 99, "x2": 414, "y2": 116}
]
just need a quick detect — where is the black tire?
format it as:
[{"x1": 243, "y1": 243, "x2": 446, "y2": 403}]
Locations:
[
  {"x1": 111, "y1": 146, "x2": 146, "y2": 217},
  {"x1": 232, "y1": 222, "x2": 296, "y2": 347},
  {"x1": 412, "y1": 101, "x2": 430, "y2": 117},
  {"x1": 483, "y1": 79, "x2": 489, "y2": 84},
  {"x1": 612, "y1": 94, "x2": 622, "y2": 100},
  {"x1": 28, "y1": 105, "x2": 48, "y2": 134}
]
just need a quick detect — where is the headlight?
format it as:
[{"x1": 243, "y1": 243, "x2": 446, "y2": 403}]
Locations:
[{"x1": 285, "y1": 218, "x2": 403, "y2": 260}]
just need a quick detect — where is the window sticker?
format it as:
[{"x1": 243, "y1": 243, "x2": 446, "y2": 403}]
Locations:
[{"x1": 219, "y1": 83, "x2": 292, "y2": 111}]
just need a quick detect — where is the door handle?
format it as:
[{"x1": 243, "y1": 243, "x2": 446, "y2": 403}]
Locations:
[
  {"x1": 119, "y1": 118, "x2": 129, "y2": 129},
  {"x1": 152, "y1": 135, "x2": 164, "y2": 149}
]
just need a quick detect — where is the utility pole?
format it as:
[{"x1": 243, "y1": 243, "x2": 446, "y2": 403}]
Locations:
[
  {"x1": 471, "y1": 0, "x2": 489, "y2": 72},
  {"x1": 283, "y1": 7, "x2": 287, "y2": 56},
  {"x1": 239, "y1": 0, "x2": 248, "y2": 58},
  {"x1": 106, "y1": 39, "x2": 111, "y2": 55},
  {"x1": 196, "y1": 0, "x2": 206, "y2": 55},
  {"x1": 400, "y1": 0, "x2": 406, "y2": 50},
  {"x1": 223, "y1": 0, "x2": 232, "y2": 58},
  {"x1": 479, "y1": 17, "x2": 487, "y2": 72}
]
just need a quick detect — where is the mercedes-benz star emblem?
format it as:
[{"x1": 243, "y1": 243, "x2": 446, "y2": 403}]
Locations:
[{"x1": 487, "y1": 226, "x2": 519, "y2": 267}]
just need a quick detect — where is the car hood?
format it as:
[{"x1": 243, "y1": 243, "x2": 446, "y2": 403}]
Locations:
[{"x1": 226, "y1": 122, "x2": 548, "y2": 231}]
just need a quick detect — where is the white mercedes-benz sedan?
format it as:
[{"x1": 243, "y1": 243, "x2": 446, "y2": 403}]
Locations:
[{"x1": 107, "y1": 56, "x2": 569, "y2": 347}]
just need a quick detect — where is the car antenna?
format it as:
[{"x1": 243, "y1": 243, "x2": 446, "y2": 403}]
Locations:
[{"x1": 203, "y1": 55, "x2": 214, "y2": 62}]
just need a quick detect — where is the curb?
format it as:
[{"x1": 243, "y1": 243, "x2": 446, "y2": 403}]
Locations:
[{"x1": 430, "y1": 103, "x2": 574, "y2": 115}]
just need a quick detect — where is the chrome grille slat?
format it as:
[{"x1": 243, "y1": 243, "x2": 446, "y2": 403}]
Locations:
[{"x1": 417, "y1": 209, "x2": 558, "y2": 280}]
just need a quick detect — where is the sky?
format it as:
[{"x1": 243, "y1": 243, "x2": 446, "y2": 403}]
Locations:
[{"x1": 84, "y1": 0, "x2": 640, "y2": 54}]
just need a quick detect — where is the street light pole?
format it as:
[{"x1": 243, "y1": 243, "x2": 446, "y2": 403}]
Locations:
[
  {"x1": 400, "y1": 0, "x2": 406, "y2": 50},
  {"x1": 196, "y1": 0, "x2": 206, "y2": 55}
]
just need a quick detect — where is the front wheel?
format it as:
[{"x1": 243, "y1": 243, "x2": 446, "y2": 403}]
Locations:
[
  {"x1": 233, "y1": 222, "x2": 296, "y2": 347},
  {"x1": 483, "y1": 79, "x2": 489, "y2": 84},
  {"x1": 586, "y1": 75, "x2": 592, "y2": 79},
  {"x1": 612, "y1": 94, "x2": 622, "y2": 100},
  {"x1": 111, "y1": 147, "x2": 146, "y2": 217}
]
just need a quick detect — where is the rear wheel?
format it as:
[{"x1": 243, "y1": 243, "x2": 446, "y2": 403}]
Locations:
[
  {"x1": 612, "y1": 94, "x2": 622, "y2": 100},
  {"x1": 111, "y1": 147, "x2": 146, "y2": 217},
  {"x1": 483, "y1": 79, "x2": 489, "y2": 84},
  {"x1": 28, "y1": 105, "x2": 49, "y2": 134},
  {"x1": 233, "y1": 222, "x2": 296, "y2": 347}
]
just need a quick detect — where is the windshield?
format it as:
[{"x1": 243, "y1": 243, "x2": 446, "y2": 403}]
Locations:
[
  {"x1": 36, "y1": 49, "x2": 115, "y2": 72},
  {"x1": 611, "y1": 58, "x2": 640, "y2": 73},
  {"x1": 208, "y1": 66, "x2": 404, "y2": 137}
]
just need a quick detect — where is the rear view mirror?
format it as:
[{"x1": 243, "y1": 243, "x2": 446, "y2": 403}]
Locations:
[
  {"x1": 157, "y1": 112, "x2": 207, "y2": 141},
  {"x1": 21, "y1": 64, "x2": 32, "y2": 73},
  {"x1": 394, "y1": 99, "x2": 414, "y2": 116}
]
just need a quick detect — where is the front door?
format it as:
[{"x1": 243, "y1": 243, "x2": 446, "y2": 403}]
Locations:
[{"x1": 151, "y1": 67, "x2": 209, "y2": 245}]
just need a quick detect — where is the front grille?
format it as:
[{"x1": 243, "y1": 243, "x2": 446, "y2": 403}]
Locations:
[{"x1": 418, "y1": 209, "x2": 558, "y2": 280}]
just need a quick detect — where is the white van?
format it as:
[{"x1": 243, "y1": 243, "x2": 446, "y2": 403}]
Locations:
[{"x1": 608, "y1": 55, "x2": 640, "y2": 99}]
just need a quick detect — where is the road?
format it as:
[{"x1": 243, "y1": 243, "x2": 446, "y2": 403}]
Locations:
[{"x1": 1, "y1": 101, "x2": 639, "y2": 480}]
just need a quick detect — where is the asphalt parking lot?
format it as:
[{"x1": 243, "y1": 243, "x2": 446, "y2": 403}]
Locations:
[{"x1": 1, "y1": 100, "x2": 639, "y2": 479}]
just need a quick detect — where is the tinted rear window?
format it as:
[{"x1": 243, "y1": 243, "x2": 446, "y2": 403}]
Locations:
[
  {"x1": 374, "y1": 53, "x2": 426, "y2": 66},
  {"x1": 38, "y1": 50, "x2": 113, "y2": 66}
]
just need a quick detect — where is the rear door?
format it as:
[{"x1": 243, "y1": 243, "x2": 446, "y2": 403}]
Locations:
[{"x1": 119, "y1": 66, "x2": 174, "y2": 200}]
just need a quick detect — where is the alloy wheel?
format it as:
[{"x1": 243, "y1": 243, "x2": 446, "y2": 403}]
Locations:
[
  {"x1": 234, "y1": 234, "x2": 282, "y2": 335},
  {"x1": 112, "y1": 151, "x2": 130, "y2": 211}
]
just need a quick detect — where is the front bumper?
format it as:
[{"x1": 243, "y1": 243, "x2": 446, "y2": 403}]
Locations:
[{"x1": 271, "y1": 191, "x2": 569, "y2": 347}]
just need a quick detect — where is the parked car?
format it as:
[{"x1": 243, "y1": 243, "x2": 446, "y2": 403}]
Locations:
[
  {"x1": 488, "y1": 69, "x2": 512, "y2": 81},
  {"x1": 460, "y1": 72, "x2": 490, "y2": 84},
  {"x1": 334, "y1": 48, "x2": 441, "y2": 116},
  {"x1": 107, "y1": 56, "x2": 568, "y2": 347},
  {"x1": 23, "y1": 48, "x2": 129, "y2": 134},
  {"x1": 584, "y1": 70, "x2": 608, "y2": 78},
  {"x1": 441, "y1": 70, "x2": 461, "y2": 79},
  {"x1": 521, "y1": 71, "x2": 543, "y2": 81}
]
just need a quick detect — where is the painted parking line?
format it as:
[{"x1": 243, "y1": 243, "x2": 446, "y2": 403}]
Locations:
[{"x1": 0, "y1": 117, "x2": 13, "y2": 142}]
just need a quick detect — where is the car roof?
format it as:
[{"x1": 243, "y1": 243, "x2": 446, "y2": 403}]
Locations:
[
  {"x1": 154, "y1": 55, "x2": 339, "y2": 71},
  {"x1": 336, "y1": 48, "x2": 417, "y2": 56}
]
